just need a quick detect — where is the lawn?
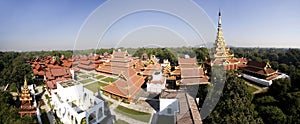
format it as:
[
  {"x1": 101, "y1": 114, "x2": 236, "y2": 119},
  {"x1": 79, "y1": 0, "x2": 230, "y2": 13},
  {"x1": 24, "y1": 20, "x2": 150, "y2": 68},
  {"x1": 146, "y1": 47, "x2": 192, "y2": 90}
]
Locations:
[
  {"x1": 41, "y1": 110, "x2": 50, "y2": 124},
  {"x1": 102, "y1": 77, "x2": 117, "y2": 83},
  {"x1": 84, "y1": 82, "x2": 100, "y2": 93},
  {"x1": 79, "y1": 74, "x2": 90, "y2": 78},
  {"x1": 114, "y1": 119, "x2": 129, "y2": 124},
  {"x1": 107, "y1": 100, "x2": 113, "y2": 106},
  {"x1": 247, "y1": 86, "x2": 258, "y2": 93},
  {"x1": 156, "y1": 115, "x2": 174, "y2": 124},
  {"x1": 114, "y1": 105, "x2": 151, "y2": 123},
  {"x1": 95, "y1": 75, "x2": 105, "y2": 79},
  {"x1": 80, "y1": 79, "x2": 94, "y2": 84},
  {"x1": 98, "y1": 81, "x2": 108, "y2": 87}
]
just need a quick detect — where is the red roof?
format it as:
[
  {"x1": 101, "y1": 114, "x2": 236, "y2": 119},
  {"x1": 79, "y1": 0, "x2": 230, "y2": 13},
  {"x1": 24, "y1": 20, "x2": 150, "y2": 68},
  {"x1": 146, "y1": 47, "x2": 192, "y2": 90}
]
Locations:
[
  {"x1": 111, "y1": 58, "x2": 131, "y2": 62},
  {"x1": 101, "y1": 75, "x2": 145, "y2": 98},
  {"x1": 46, "y1": 81, "x2": 56, "y2": 89},
  {"x1": 79, "y1": 60, "x2": 91, "y2": 65},
  {"x1": 113, "y1": 51, "x2": 127, "y2": 57},
  {"x1": 178, "y1": 58, "x2": 197, "y2": 64},
  {"x1": 242, "y1": 66, "x2": 277, "y2": 76},
  {"x1": 180, "y1": 64, "x2": 198, "y2": 68},
  {"x1": 171, "y1": 69, "x2": 181, "y2": 75},
  {"x1": 247, "y1": 61, "x2": 268, "y2": 69},
  {"x1": 62, "y1": 60, "x2": 72, "y2": 67},
  {"x1": 181, "y1": 77, "x2": 209, "y2": 85},
  {"x1": 141, "y1": 70, "x2": 155, "y2": 76}
]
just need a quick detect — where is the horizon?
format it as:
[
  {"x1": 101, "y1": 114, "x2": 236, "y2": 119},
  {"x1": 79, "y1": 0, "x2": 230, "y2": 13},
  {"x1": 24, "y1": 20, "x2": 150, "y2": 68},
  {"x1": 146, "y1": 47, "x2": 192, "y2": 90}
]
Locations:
[
  {"x1": 2, "y1": 44, "x2": 299, "y2": 53},
  {"x1": 1, "y1": 0, "x2": 300, "y2": 51}
]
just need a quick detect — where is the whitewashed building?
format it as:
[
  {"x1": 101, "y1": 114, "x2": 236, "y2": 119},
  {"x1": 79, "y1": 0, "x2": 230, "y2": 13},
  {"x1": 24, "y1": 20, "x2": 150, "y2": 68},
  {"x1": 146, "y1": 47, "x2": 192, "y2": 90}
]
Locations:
[{"x1": 51, "y1": 80, "x2": 105, "y2": 124}]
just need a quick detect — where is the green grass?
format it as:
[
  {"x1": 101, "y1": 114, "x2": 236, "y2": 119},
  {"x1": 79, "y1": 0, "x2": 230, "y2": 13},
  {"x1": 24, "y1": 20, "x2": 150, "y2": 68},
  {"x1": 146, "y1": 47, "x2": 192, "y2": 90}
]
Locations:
[
  {"x1": 247, "y1": 86, "x2": 258, "y2": 93},
  {"x1": 107, "y1": 100, "x2": 113, "y2": 106},
  {"x1": 114, "y1": 105, "x2": 151, "y2": 123},
  {"x1": 102, "y1": 77, "x2": 117, "y2": 83},
  {"x1": 84, "y1": 82, "x2": 100, "y2": 93},
  {"x1": 84, "y1": 81, "x2": 108, "y2": 93},
  {"x1": 95, "y1": 75, "x2": 105, "y2": 79},
  {"x1": 80, "y1": 79, "x2": 94, "y2": 84},
  {"x1": 98, "y1": 81, "x2": 108, "y2": 87},
  {"x1": 114, "y1": 119, "x2": 129, "y2": 124},
  {"x1": 79, "y1": 74, "x2": 90, "y2": 78},
  {"x1": 156, "y1": 115, "x2": 174, "y2": 124},
  {"x1": 41, "y1": 110, "x2": 50, "y2": 124},
  {"x1": 45, "y1": 94, "x2": 50, "y2": 99}
]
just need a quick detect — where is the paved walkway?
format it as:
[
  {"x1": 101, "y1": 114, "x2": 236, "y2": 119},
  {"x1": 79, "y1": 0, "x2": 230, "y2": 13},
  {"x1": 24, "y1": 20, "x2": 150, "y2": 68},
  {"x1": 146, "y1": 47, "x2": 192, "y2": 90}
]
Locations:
[
  {"x1": 77, "y1": 71, "x2": 112, "y2": 86},
  {"x1": 78, "y1": 70, "x2": 153, "y2": 123},
  {"x1": 109, "y1": 100, "x2": 149, "y2": 124},
  {"x1": 37, "y1": 86, "x2": 57, "y2": 124},
  {"x1": 244, "y1": 81, "x2": 268, "y2": 94}
]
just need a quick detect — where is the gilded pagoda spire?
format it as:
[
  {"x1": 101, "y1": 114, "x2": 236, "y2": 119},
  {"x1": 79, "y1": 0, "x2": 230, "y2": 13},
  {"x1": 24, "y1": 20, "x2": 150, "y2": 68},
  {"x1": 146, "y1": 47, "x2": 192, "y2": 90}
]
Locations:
[
  {"x1": 218, "y1": 9, "x2": 222, "y2": 28},
  {"x1": 20, "y1": 77, "x2": 32, "y2": 101},
  {"x1": 24, "y1": 77, "x2": 28, "y2": 90},
  {"x1": 212, "y1": 9, "x2": 234, "y2": 62}
]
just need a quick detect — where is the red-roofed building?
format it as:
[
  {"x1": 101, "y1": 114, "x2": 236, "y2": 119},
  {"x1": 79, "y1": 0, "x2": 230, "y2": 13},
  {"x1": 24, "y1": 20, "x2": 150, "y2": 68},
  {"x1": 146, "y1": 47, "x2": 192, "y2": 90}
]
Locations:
[
  {"x1": 19, "y1": 79, "x2": 37, "y2": 116},
  {"x1": 44, "y1": 66, "x2": 72, "y2": 93},
  {"x1": 208, "y1": 11, "x2": 247, "y2": 71},
  {"x1": 98, "y1": 50, "x2": 147, "y2": 102},
  {"x1": 101, "y1": 75, "x2": 146, "y2": 102},
  {"x1": 177, "y1": 57, "x2": 209, "y2": 85},
  {"x1": 240, "y1": 61, "x2": 289, "y2": 86}
]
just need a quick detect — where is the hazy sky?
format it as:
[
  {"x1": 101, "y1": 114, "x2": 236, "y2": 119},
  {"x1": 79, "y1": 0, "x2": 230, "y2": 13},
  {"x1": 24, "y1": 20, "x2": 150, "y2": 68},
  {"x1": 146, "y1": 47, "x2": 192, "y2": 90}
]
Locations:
[{"x1": 0, "y1": 0, "x2": 299, "y2": 51}]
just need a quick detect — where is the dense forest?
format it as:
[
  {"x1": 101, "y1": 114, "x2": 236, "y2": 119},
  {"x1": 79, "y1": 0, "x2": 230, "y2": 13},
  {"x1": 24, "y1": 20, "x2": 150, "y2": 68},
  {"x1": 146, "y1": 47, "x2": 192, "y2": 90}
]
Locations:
[
  {"x1": 202, "y1": 48, "x2": 300, "y2": 123},
  {"x1": 0, "y1": 47, "x2": 299, "y2": 123}
]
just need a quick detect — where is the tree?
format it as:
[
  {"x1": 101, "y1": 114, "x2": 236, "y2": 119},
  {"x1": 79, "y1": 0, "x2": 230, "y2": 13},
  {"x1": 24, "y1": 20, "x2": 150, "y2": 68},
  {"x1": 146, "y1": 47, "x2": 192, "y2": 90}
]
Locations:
[
  {"x1": 0, "y1": 60, "x2": 4, "y2": 72},
  {"x1": 278, "y1": 92, "x2": 300, "y2": 123},
  {"x1": 0, "y1": 91, "x2": 37, "y2": 124},
  {"x1": 253, "y1": 95, "x2": 277, "y2": 106},
  {"x1": 270, "y1": 61, "x2": 279, "y2": 70},
  {"x1": 268, "y1": 78, "x2": 291, "y2": 97},
  {"x1": 203, "y1": 74, "x2": 263, "y2": 124},
  {"x1": 257, "y1": 106, "x2": 286, "y2": 124}
]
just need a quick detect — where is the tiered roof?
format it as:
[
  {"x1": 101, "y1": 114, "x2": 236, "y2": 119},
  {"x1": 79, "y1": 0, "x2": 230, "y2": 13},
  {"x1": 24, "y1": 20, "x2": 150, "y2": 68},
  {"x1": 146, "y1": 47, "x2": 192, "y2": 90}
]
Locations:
[
  {"x1": 77, "y1": 54, "x2": 102, "y2": 70},
  {"x1": 99, "y1": 50, "x2": 147, "y2": 101},
  {"x1": 101, "y1": 74, "x2": 145, "y2": 99},
  {"x1": 19, "y1": 78, "x2": 36, "y2": 115},
  {"x1": 20, "y1": 79, "x2": 32, "y2": 102},
  {"x1": 178, "y1": 57, "x2": 209, "y2": 85},
  {"x1": 212, "y1": 11, "x2": 234, "y2": 62},
  {"x1": 45, "y1": 66, "x2": 72, "y2": 89},
  {"x1": 241, "y1": 61, "x2": 278, "y2": 79},
  {"x1": 208, "y1": 10, "x2": 247, "y2": 70}
]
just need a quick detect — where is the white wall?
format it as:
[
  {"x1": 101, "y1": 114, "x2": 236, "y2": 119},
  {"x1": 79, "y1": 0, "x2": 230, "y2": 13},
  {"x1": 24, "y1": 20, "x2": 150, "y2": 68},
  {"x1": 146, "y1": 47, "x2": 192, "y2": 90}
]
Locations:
[{"x1": 159, "y1": 99, "x2": 178, "y2": 116}]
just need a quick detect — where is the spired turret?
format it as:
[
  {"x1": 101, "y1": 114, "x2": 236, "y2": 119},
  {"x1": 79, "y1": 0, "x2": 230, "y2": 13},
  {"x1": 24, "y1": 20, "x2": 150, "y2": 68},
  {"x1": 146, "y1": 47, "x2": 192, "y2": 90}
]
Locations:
[
  {"x1": 212, "y1": 10, "x2": 234, "y2": 63},
  {"x1": 20, "y1": 77, "x2": 32, "y2": 101}
]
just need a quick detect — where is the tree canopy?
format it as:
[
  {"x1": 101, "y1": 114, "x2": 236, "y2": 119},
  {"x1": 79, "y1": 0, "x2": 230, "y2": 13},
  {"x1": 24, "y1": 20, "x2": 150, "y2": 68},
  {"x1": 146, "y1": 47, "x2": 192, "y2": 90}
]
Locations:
[{"x1": 203, "y1": 74, "x2": 263, "y2": 124}]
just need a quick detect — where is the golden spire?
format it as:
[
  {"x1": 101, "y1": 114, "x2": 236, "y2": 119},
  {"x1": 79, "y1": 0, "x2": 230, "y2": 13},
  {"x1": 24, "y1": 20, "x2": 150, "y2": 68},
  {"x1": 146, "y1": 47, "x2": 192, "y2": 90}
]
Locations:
[
  {"x1": 24, "y1": 77, "x2": 28, "y2": 89},
  {"x1": 218, "y1": 9, "x2": 222, "y2": 28}
]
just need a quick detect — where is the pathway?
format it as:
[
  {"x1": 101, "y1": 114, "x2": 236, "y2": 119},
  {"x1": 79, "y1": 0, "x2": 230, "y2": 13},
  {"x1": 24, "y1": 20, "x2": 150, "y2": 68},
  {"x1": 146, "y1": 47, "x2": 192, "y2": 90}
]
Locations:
[
  {"x1": 77, "y1": 72, "x2": 111, "y2": 86},
  {"x1": 37, "y1": 86, "x2": 57, "y2": 124},
  {"x1": 244, "y1": 81, "x2": 268, "y2": 94},
  {"x1": 109, "y1": 100, "x2": 149, "y2": 124}
]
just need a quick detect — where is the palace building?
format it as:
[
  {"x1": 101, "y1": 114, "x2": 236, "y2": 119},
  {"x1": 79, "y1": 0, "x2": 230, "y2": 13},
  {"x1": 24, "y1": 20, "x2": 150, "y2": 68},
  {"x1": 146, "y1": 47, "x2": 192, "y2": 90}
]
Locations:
[
  {"x1": 50, "y1": 80, "x2": 106, "y2": 124},
  {"x1": 19, "y1": 78, "x2": 37, "y2": 116},
  {"x1": 209, "y1": 10, "x2": 247, "y2": 70},
  {"x1": 99, "y1": 50, "x2": 146, "y2": 102},
  {"x1": 241, "y1": 61, "x2": 289, "y2": 86}
]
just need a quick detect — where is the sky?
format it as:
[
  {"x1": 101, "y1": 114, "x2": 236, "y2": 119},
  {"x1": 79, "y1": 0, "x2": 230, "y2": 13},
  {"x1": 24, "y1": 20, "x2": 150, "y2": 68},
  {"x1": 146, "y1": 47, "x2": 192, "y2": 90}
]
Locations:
[{"x1": 0, "y1": 0, "x2": 299, "y2": 51}]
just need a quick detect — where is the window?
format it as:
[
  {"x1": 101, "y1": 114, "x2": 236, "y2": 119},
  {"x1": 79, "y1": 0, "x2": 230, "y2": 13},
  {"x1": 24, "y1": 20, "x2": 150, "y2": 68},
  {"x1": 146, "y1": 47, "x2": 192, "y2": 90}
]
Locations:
[
  {"x1": 98, "y1": 107, "x2": 103, "y2": 120},
  {"x1": 167, "y1": 108, "x2": 172, "y2": 114}
]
